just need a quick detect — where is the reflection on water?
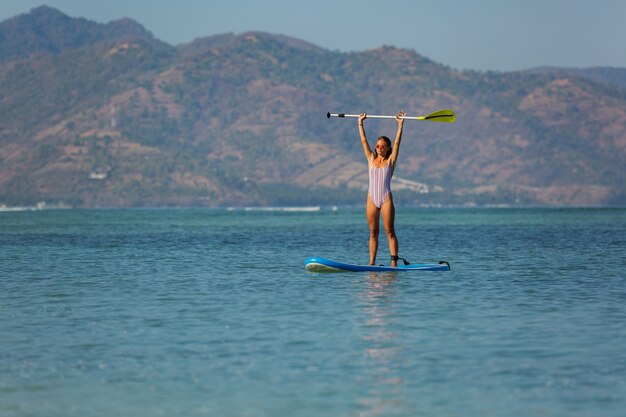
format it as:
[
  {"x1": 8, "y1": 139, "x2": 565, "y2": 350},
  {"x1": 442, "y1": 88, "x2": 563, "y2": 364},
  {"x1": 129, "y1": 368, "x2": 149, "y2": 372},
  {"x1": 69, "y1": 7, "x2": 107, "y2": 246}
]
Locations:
[{"x1": 358, "y1": 272, "x2": 405, "y2": 416}]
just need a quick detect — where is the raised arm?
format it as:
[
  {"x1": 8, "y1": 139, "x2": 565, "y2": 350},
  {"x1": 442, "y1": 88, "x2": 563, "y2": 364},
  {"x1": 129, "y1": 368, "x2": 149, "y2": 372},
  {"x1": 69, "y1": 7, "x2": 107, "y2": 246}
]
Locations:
[
  {"x1": 358, "y1": 113, "x2": 374, "y2": 161},
  {"x1": 388, "y1": 110, "x2": 406, "y2": 166}
]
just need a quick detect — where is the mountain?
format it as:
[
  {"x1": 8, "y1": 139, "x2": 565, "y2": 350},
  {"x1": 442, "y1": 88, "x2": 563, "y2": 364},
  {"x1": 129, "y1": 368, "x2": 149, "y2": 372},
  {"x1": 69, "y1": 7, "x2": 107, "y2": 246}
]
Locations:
[
  {"x1": 529, "y1": 66, "x2": 626, "y2": 90},
  {"x1": 0, "y1": 6, "x2": 161, "y2": 64},
  {"x1": 1, "y1": 7, "x2": 625, "y2": 207}
]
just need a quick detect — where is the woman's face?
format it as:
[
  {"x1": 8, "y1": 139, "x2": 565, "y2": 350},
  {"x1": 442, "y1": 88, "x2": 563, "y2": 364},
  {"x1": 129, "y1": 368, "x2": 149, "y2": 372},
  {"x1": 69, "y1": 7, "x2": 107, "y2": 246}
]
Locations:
[{"x1": 375, "y1": 140, "x2": 389, "y2": 157}]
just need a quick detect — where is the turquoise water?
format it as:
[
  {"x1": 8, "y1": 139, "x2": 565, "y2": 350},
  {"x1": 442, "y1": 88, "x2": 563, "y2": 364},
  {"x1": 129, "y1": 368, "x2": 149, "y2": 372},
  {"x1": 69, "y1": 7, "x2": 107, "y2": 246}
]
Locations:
[{"x1": 1, "y1": 207, "x2": 625, "y2": 417}]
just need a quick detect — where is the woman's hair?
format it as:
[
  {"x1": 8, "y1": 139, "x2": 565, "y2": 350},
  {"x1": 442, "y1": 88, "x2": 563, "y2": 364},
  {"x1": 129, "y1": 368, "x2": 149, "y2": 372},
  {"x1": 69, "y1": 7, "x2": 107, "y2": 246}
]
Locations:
[{"x1": 377, "y1": 136, "x2": 392, "y2": 158}]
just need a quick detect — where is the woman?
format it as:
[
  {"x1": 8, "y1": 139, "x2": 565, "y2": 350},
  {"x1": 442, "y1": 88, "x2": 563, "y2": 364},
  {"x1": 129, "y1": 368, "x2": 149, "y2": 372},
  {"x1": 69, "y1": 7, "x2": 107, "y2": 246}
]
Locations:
[{"x1": 358, "y1": 111, "x2": 406, "y2": 267}]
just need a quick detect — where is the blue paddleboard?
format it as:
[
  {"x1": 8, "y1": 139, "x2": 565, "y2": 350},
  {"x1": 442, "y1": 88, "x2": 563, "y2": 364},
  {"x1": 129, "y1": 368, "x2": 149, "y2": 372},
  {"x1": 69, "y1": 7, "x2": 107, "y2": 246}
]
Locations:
[{"x1": 304, "y1": 257, "x2": 450, "y2": 273}]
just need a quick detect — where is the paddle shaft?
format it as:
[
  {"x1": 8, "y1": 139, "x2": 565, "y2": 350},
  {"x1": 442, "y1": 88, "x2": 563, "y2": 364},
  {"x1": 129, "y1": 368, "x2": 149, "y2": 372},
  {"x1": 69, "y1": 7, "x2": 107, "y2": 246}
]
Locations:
[{"x1": 327, "y1": 112, "x2": 423, "y2": 120}]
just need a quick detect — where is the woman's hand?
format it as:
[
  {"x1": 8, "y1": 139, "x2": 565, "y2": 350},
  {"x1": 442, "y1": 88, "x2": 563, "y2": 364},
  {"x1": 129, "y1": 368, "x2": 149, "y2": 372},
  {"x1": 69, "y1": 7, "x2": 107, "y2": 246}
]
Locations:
[
  {"x1": 396, "y1": 110, "x2": 406, "y2": 126},
  {"x1": 358, "y1": 113, "x2": 367, "y2": 126}
]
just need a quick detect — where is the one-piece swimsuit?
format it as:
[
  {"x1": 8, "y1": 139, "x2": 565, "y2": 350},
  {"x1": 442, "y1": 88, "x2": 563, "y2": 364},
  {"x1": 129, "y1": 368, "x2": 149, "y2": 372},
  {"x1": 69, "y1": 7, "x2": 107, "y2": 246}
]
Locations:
[{"x1": 368, "y1": 162, "x2": 392, "y2": 209}]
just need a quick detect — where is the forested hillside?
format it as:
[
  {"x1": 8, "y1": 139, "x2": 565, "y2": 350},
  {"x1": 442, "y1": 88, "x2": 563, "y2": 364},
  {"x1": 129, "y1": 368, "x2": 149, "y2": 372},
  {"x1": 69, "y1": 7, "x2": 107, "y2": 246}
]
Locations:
[{"x1": 1, "y1": 6, "x2": 624, "y2": 207}]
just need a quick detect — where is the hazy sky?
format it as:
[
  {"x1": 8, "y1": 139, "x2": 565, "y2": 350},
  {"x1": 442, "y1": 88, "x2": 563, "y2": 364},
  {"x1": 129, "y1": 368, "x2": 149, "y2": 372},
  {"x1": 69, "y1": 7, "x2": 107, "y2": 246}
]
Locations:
[{"x1": 1, "y1": 0, "x2": 625, "y2": 71}]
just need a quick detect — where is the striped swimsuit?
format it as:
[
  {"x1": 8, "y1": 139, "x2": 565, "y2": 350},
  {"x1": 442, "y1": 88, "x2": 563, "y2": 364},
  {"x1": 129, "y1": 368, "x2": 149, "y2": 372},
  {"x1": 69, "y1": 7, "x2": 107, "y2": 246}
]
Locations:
[{"x1": 368, "y1": 163, "x2": 393, "y2": 209}]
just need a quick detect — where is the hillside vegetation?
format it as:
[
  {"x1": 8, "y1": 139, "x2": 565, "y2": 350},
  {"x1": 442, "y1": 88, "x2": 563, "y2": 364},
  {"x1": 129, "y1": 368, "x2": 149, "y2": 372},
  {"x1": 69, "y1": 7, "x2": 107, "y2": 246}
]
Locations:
[{"x1": 1, "y1": 6, "x2": 625, "y2": 207}]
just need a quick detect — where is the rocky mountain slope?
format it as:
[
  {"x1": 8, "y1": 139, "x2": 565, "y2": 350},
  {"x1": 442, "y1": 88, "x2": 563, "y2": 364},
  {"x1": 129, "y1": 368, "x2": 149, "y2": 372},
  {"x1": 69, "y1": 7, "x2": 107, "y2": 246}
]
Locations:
[{"x1": 1, "y1": 6, "x2": 624, "y2": 207}]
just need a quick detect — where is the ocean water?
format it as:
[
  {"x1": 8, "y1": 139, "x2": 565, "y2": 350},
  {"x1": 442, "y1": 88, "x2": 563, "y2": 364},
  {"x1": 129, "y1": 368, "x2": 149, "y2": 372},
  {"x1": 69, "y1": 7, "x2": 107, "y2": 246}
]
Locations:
[{"x1": 1, "y1": 207, "x2": 625, "y2": 417}]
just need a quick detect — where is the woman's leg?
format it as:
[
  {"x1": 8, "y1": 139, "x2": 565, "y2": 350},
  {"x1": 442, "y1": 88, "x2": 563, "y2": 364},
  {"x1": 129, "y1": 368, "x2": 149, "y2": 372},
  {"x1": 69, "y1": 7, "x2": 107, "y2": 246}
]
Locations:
[
  {"x1": 366, "y1": 196, "x2": 380, "y2": 265},
  {"x1": 381, "y1": 195, "x2": 398, "y2": 267}
]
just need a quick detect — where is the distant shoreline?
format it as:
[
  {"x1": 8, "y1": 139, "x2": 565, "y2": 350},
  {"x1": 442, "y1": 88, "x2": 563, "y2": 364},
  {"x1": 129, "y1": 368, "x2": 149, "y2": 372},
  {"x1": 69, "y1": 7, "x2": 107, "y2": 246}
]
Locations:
[{"x1": 1, "y1": 204, "x2": 624, "y2": 212}]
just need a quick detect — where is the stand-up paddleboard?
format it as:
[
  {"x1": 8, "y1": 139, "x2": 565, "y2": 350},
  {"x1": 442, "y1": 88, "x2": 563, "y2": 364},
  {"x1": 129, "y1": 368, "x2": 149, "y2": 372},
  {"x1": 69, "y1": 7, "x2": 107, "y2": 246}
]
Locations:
[{"x1": 304, "y1": 257, "x2": 450, "y2": 273}]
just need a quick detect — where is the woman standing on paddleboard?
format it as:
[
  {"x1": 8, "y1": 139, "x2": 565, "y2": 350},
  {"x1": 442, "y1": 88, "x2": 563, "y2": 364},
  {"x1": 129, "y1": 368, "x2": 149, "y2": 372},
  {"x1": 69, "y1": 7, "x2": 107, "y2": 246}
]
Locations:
[{"x1": 358, "y1": 110, "x2": 406, "y2": 267}]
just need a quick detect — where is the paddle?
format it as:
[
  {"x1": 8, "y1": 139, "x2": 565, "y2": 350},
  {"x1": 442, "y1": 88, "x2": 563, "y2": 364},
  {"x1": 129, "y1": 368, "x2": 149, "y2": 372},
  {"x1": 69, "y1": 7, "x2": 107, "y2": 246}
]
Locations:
[{"x1": 327, "y1": 109, "x2": 456, "y2": 123}]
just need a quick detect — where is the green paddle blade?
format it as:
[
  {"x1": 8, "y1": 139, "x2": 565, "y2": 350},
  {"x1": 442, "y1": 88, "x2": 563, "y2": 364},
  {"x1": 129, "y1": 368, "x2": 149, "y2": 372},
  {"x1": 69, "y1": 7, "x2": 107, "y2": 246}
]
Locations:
[{"x1": 423, "y1": 109, "x2": 456, "y2": 123}]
